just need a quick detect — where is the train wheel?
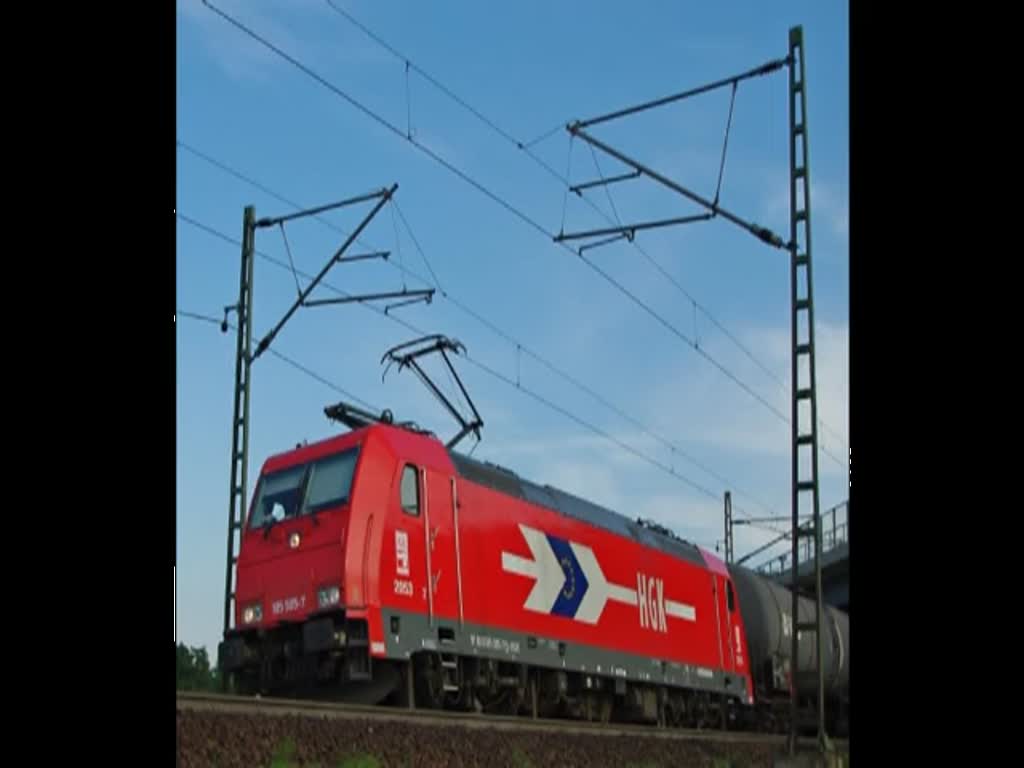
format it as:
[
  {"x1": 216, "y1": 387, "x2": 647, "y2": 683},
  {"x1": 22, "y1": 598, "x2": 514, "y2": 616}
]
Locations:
[
  {"x1": 413, "y1": 653, "x2": 446, "y2": 709},
  {"x1": 229, "y1": 668, "x2": 260, "y2": 697}
]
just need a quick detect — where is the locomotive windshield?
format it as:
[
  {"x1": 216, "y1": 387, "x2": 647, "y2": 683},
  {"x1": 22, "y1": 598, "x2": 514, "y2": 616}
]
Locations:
[{"x1": 248, "y1": 446, "x2": 361, "y2": 529}]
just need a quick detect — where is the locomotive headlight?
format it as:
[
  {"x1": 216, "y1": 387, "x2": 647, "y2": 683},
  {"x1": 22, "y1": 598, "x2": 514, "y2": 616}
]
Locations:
[
  {"x1": 242, "y1": 603, "x2": 263, "y2": 625},
  {"x1": 317, "y1": 585, "x2": 341, "y2": 608}
]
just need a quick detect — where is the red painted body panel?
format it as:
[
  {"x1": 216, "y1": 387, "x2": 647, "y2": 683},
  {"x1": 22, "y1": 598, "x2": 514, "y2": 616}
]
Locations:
[
  {"x1": 450, "y1": 479, "x2": 721, "y2": 667},
  {"x1": 236, "y1": 528, "x2": 343, "y2": 622}
]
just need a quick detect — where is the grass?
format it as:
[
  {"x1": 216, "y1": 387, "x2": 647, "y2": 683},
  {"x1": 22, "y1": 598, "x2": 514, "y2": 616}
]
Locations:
[
  {"x1": 269, "y1": 739, "x2": 381, "y2": 768},
  {"x1": 337, "y1": 756, "x2": 381, "y2": 768},
  {"x1": 269, "y1": 739, "x2": 297, "y2": 768}
]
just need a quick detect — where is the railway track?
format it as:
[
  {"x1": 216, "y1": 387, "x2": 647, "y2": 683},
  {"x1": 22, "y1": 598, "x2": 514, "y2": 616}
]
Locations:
[{"x1": 176, "y1": 690, "x2": 842, "y2": 750}]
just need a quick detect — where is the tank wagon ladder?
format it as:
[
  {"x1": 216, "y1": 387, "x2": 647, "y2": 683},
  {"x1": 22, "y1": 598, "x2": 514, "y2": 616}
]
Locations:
[{"x1": 786, "y1": 25, "x2": 832, "y2": 756}]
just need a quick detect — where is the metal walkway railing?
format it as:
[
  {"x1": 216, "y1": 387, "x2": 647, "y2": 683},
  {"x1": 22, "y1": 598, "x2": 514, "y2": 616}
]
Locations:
[{"x1": 755, "y1": 500, "x2": 848, "y2": 577}]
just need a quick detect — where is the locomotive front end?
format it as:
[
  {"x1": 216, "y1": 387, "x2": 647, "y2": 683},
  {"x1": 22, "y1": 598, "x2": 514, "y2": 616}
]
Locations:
[{"x1": 219, "y1": 433, "x2": 375, "y2": 696}]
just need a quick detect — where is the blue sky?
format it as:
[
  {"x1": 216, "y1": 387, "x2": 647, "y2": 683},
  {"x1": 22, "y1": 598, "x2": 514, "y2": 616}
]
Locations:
[{"x1": 176, "y1": 0, "x2": 848, "y2": 658}]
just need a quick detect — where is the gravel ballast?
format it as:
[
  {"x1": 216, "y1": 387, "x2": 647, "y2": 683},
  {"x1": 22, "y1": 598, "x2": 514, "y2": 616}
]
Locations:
[{"x1": 176, "y1": 708, "x2": 787, "y2": 767}]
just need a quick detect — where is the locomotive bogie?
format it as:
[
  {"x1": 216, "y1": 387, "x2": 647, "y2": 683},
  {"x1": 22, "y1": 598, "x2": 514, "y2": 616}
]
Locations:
[{"x1": 220, "y1": 612, "x2": 375, "y2": 696}]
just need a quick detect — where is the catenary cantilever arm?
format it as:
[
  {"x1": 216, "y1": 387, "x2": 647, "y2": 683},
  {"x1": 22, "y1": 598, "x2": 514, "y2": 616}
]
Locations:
[
  {"x1": 567, "y1": 126, "x2": 788, "y2": 250},
  {"x1": 573, "y1": 57, "x2": 789, "y2": 130},
  {"x1": 251, "y1": 184, "x2": 398, "y2": 361}
]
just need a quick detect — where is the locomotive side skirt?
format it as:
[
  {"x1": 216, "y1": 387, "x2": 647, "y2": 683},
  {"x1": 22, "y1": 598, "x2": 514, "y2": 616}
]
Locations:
[{"x1": 376, "y1": 609, "x2": 749, "y2": 701}]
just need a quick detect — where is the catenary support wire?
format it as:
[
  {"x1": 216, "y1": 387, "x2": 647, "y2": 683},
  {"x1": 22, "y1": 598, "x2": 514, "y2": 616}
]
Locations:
[
  {"x1": 307, "y1": 9, "x2": 842, "y2": 445},
  {"x1": 179, "y1": 143, "x2": 847, "y2": 469},
  {"x1": 178, "y1": 209, "x2": 795, "y2": 517},
  {"x1": 178, "y1": 214, "x2": 780, "y2": 521},
  {"x1": 177, "y1": 143, "x2": 847, "y2": 481},
  {"x1": 189, "y1": 11, "x2": 848, "y2": 456}
]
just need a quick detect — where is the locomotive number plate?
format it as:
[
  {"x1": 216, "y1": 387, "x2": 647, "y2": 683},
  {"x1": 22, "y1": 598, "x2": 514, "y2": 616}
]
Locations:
[
  {"x1": 470, "y1": 633, "x2": 521, "y2": 656},
  {"x1": 272, "y1": 595, "x2": 306, "y2": 615}
]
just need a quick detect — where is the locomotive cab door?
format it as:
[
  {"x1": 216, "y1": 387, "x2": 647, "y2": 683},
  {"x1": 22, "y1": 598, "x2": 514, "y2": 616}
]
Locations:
[
  {"x1": 421, "y1": 468, "x2": 461, "y2": 636},
  {"x1": 712, "y1": 574, "x2": 737, "y2": 674},
  {"x1": 722, "y1": 577, "x2": 738, "y2": 673}
]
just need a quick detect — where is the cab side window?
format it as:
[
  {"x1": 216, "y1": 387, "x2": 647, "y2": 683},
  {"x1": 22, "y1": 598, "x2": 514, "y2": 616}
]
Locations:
[
  {"x1": 726, "y1": 580, "x2": 736, "y2": 613},
  {"x1": 400, "y1": 465, "x2": 420, "y2": 516}
]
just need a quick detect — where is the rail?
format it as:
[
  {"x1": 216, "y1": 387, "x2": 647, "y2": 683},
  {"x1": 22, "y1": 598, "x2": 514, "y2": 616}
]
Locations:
[
  {"x1": 754, "y1": 501, "x2": 848, "y2": 577},
  {"x1": 176, "y1": 690, "x2": 842, "y2": 748}
]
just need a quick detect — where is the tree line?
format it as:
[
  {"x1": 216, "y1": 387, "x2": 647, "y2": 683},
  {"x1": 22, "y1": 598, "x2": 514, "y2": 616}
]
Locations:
[{"x1": 176, "y1": 643, "x2": 223, "y2": 691}]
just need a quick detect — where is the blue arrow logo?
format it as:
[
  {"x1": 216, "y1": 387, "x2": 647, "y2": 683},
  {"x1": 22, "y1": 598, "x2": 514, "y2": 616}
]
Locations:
[{"x1": 547, "y1": 534, "x2": 590, "y2": 619}]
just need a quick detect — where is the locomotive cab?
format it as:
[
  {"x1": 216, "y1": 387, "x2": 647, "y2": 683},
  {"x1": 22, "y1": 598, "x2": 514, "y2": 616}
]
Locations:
[
  {"x1": 238, "y1": 441, "x2": 361, "y2": 624},
  {"x1": 219, "y1": 429, "x2": 376, "y2": 695}
]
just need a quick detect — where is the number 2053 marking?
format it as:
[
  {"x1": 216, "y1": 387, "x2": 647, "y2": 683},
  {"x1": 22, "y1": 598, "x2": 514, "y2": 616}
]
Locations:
[{"x1": 393, "y1": 579, "x2": 413, "y2": 597}]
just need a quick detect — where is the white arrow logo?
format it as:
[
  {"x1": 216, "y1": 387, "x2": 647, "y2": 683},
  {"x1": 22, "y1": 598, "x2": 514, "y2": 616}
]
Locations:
[
  {"x1": 569, "y1": 541, "x2": 620, "y2": 623},
  {"x1": 500, "y1": 523, "x2": 566, "y2": 614}
]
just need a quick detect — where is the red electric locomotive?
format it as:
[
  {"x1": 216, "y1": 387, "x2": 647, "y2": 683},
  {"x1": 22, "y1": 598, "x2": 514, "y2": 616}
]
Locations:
[{"x1": 219, "y1": 400, "x2": 770, "y2": 727}]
